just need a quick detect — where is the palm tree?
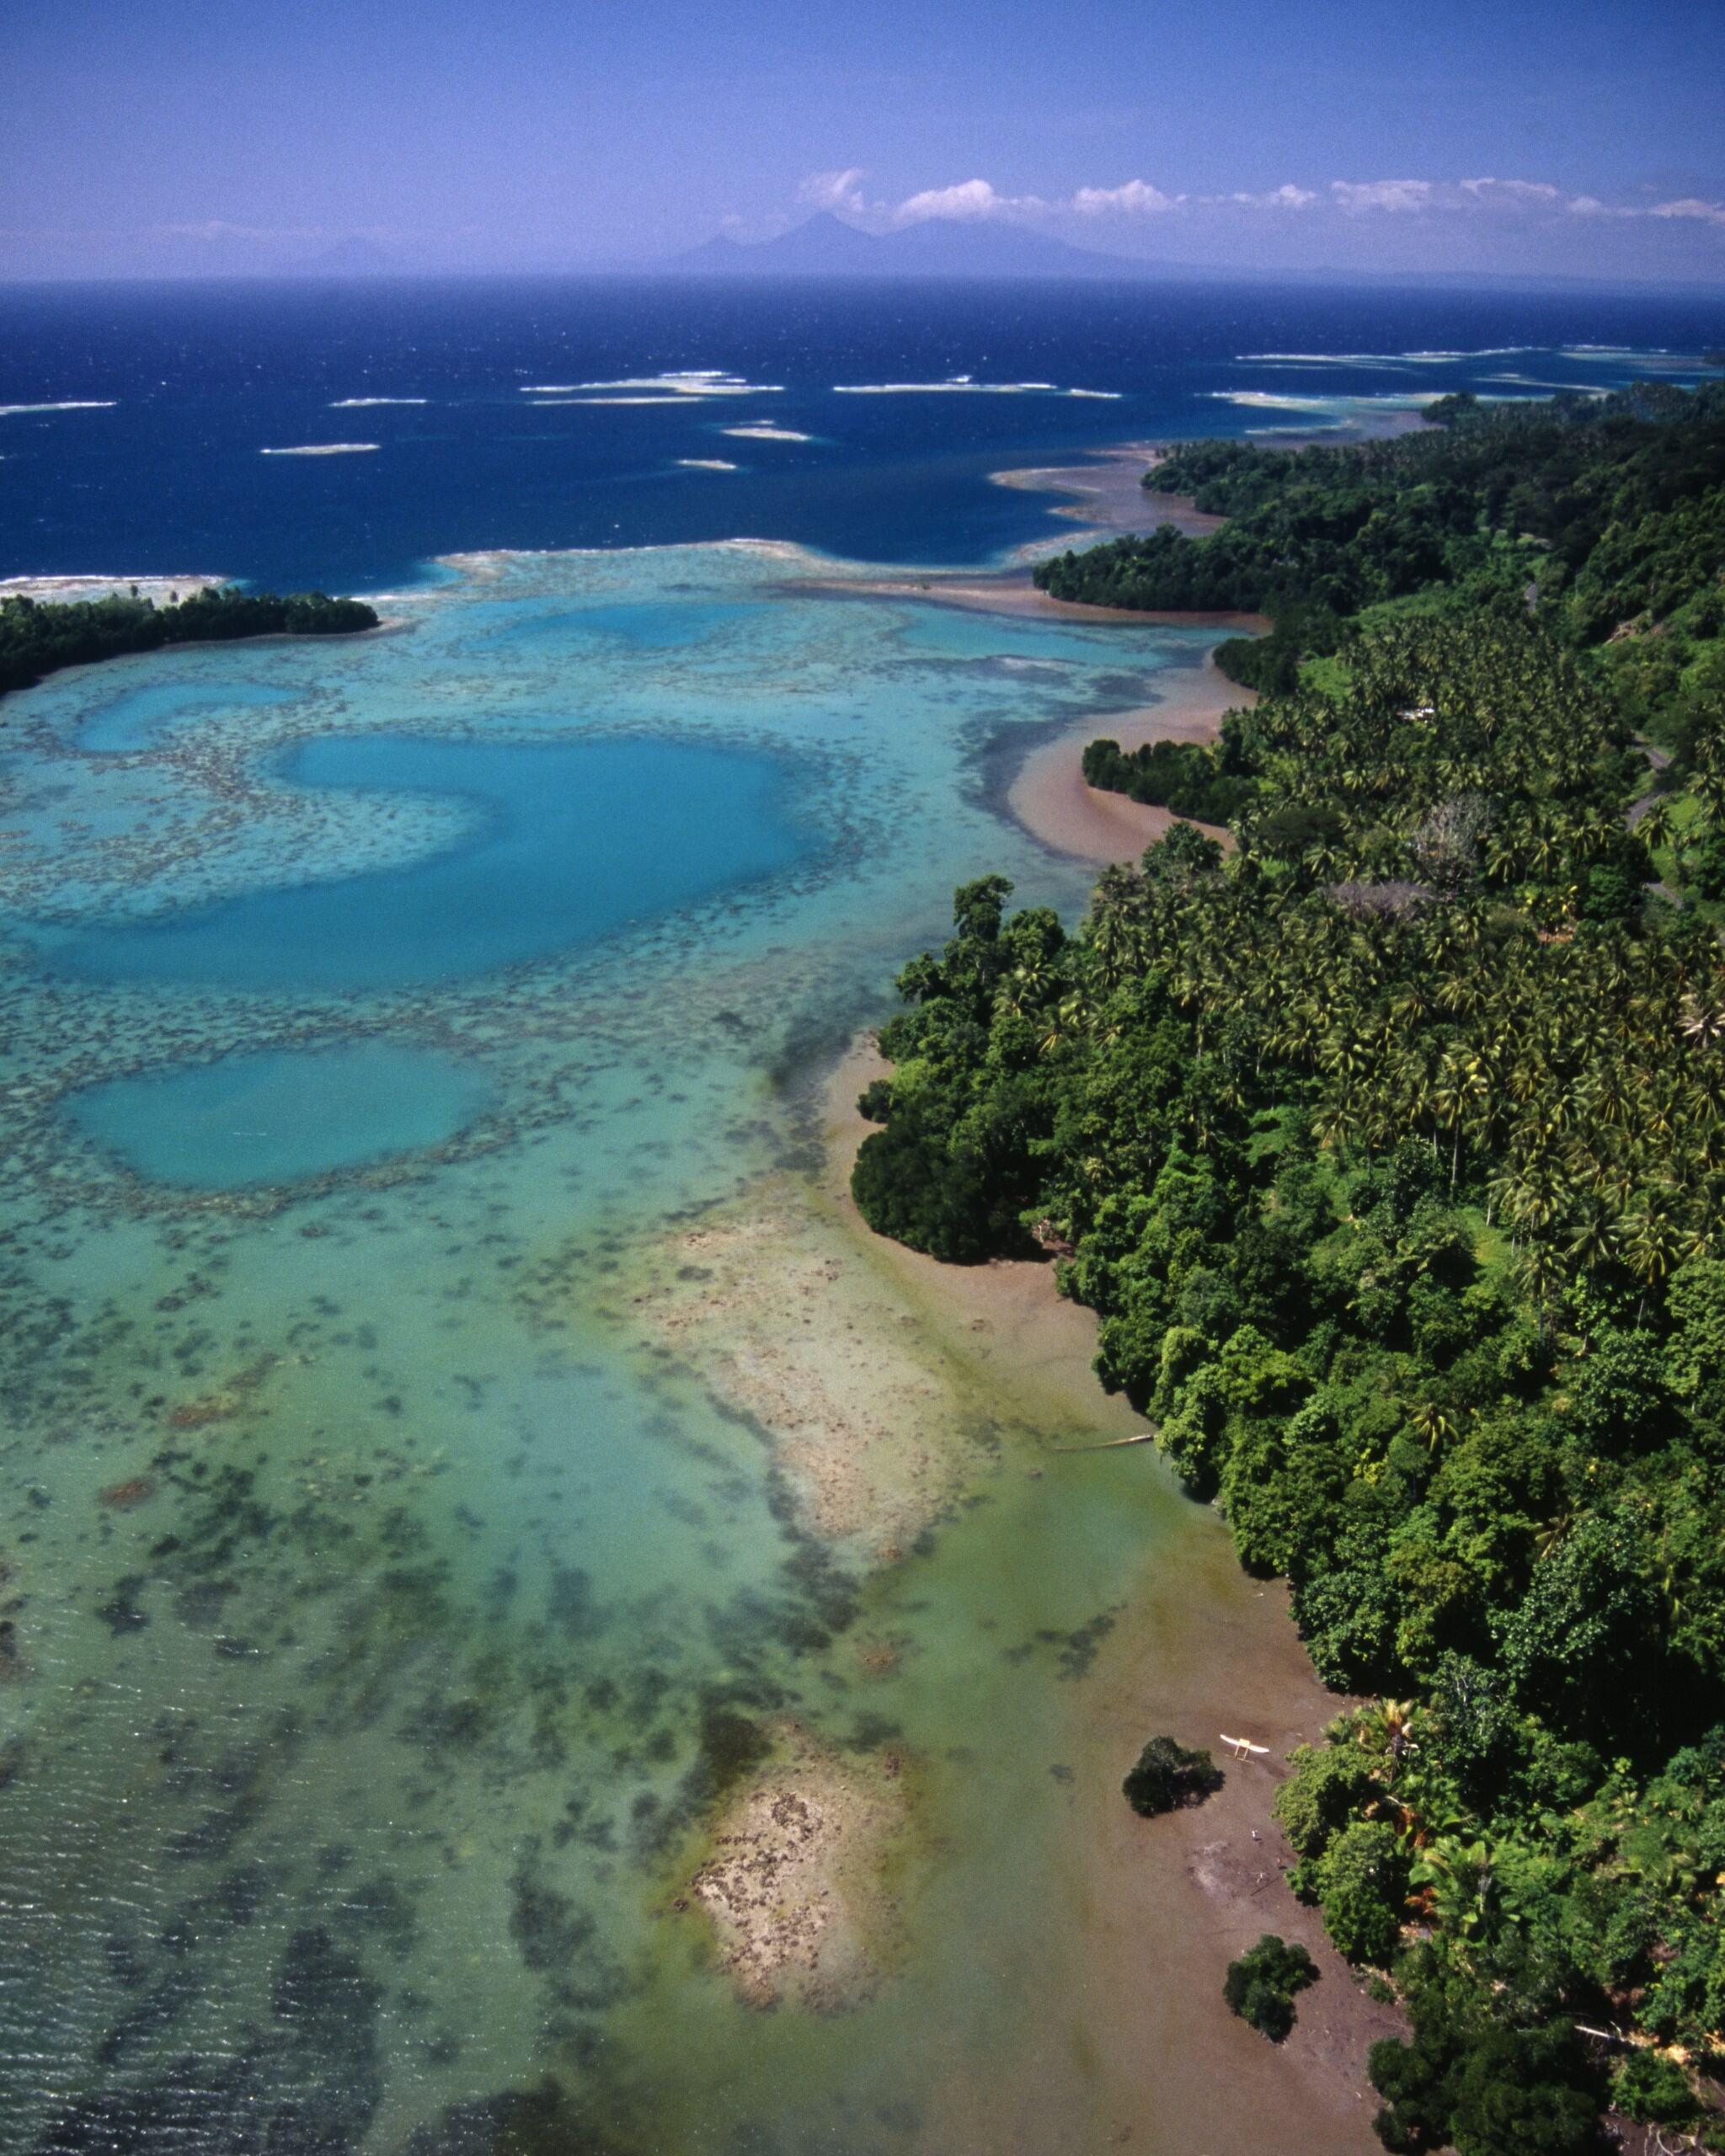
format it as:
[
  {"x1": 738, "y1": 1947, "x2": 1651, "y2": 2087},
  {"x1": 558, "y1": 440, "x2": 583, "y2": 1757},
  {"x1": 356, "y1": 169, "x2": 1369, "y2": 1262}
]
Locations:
[
  {"x1": 1564, "y1": 1195, "x2": 1618, "y2": 1282},
  {"x1": 1513, "y1": 1240, "x2": 1570, "y2": 1337},
  {"x1": 1680, "y1": 987, "x2": 1725, "y2": 1053},
  {"x1": 1635, "y1": 791, "x2": 1677, "y2": 853},
  {"x1": 1409, "y1": 1402, "x2": 1456, "y2": 1454},
  {"x1": 1616, "y1": 1200, "x2": 1685, "y2": 1321}
]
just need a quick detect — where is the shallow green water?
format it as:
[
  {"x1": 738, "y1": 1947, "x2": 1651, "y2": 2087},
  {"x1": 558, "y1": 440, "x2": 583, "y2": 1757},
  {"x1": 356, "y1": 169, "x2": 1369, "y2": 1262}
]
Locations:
[{"x1": 0, "y1": 547, "x2": 1221, "y2": 2153}]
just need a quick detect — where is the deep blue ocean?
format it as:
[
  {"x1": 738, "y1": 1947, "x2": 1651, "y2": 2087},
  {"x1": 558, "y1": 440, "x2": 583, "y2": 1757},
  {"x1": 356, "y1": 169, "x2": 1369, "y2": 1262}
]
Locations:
[{"x1": 1, "y1": 275, "x2": 1721, "y2": 588}]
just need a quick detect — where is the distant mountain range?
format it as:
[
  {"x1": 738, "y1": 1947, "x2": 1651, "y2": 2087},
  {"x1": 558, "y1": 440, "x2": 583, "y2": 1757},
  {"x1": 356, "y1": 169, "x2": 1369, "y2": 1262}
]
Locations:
[
  {"x1": 656, "y1": 214, "x2": 1725, "y2": 292},
  {"x1": 665, "y1": 212, "x2": 1179, "y2": 281}
]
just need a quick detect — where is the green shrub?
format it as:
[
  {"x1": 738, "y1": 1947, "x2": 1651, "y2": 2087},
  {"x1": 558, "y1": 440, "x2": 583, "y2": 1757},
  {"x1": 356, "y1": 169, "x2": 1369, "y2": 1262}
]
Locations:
[
  {"x1": 1610, "y1": 2048, "x2": 1697, "y2": 2127},
  {"x1": 1273, "y1": 1742, "x2": 1381, "y2": 1859},
  {"x1": 1122, "y1": 1735, "x2": 1223, "y2": 1817},
  {"x1": 1224, "y1": 1933, "x2": 1318, "y2": 2041},
  {"x1": 1315, "y1": 1821, "x2": 1407, "y2": 1964}
]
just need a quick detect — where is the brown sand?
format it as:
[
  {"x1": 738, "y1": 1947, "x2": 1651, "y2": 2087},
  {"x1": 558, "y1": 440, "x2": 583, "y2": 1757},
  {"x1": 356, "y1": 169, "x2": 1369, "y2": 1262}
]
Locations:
[
  {"x1": 793, "y1": 566, "x2": 1261, "y2": 867},
  {"x1": 687, "y1": 1718, "x2": 910, "y2": 2012},
  {"x1": 876, "y1": 536, "x2": 1262, "y2": 868},
  {"x1": 1072, "y1": 1553, "x2": 1401, "y2": 2154},
  {"x1": 818, "y1": 1038, "x2": 1148, "y2": 1433}
]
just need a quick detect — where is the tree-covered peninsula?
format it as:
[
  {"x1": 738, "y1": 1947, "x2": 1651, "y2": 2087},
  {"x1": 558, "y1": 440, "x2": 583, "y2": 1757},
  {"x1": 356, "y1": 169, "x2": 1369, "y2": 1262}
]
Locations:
[
  {"x1": 857, "y1": 399, "x2": 1725, "y2": 2148},
  {"x1": 0, "y1": 586, "x2": 379, "y2": 701},
  {"x1": 1035, "y1": 382, "x2": 1725, "y2": 725}
]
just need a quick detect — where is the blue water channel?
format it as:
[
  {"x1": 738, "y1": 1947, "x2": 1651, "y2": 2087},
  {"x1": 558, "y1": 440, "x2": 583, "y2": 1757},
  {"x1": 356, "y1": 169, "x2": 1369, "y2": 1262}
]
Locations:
[{"x1": 29, "y1": 732, "x2": 814, "y2": 993}]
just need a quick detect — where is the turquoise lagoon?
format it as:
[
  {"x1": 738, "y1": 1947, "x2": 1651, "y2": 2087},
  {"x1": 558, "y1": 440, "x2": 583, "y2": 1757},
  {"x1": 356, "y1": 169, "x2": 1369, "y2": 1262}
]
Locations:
[
  {"x1": 0, "y1": 547, "x2": 1233, "y2": 2154},
  {"x1": 62, "y1": 1044, "x2": 497, "y2": 1191},
  {"x1": 30, "y1": 734, "x2": 812, "y2": 992}
]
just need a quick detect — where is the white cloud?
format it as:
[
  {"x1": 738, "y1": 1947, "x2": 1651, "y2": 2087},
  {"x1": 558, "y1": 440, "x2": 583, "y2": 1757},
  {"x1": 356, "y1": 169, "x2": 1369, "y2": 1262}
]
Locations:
[
  {"x1": 894, "y1": 179, "x2": 1049, "y2": 224},
  {"x1": 1460, "y1": 177, "x2": 1562, "y2": 206},
  {"x1": 1326, "y1": 176, "x2": 1674, "y2": 221},
  {"x1": 1070, "y1": 180, "x2": 1175, "y2": 216},
  {"x1": 1330, "y1": 180, "x2": 1435, "y2": 215},
  {"x1": 1215, "y1": 184, "x2": 1316, "y2": 211},
  {"x1": 793, "y1": 169, "x2": 1725, "y2": 247},
  {"x1": 1649, "y1": 196, "x2": 1725, "y2": 226},
  {"x1": 799, "y1": 168, "x2": 870, "y2": 216}
]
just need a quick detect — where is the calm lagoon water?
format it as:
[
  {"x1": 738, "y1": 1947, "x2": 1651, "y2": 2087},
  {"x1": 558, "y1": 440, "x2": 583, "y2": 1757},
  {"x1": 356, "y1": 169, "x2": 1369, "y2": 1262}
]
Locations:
[
  {"x1": 63, "y1": 1043, "x2": 496, "y2": 1189},
  {"x1": 0, "y1": 286, "x2": 1709, "y2": 2153},
  {"x1": 75, "y1": 680, "x2": 302, "y2": 755},
  {"x1": 30, "y1": 733, "x2": 813, "y2": 993}
]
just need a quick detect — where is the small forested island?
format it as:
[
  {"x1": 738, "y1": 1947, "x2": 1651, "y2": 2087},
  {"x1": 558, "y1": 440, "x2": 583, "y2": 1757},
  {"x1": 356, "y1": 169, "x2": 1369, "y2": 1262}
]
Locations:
[
  {"x1": 858, "y1": 382, "x2": 1725, "y2": 2152},
  {"x1": 0, "y1": 586, "x2": 380, "y2": 700}
]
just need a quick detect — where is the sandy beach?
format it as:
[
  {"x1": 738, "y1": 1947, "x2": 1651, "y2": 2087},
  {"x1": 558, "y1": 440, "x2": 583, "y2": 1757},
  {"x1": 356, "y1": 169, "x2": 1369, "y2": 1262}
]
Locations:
[
  {"x1": 801, "y1": 564, "x2": 1261, "y2": 866},
  {"x1": 0, "y1": 574, "x2": 226, "y2": 605},
  {"x1": 798, "y1": 456, "x2": 1263, "y2": 867},
  {"x1": 1073, "y1": 1550, "x2": 1401, "y2": 2153}
]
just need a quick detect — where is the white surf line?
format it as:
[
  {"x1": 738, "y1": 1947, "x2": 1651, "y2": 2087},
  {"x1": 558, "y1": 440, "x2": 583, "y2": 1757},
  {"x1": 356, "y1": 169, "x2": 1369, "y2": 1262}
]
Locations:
[
  {"x1": 519, "y1": 373, "x2": 783, "y2": 398},
  {"x1": 831, "y1": 378, "x2": 1121, "y2": 398}
]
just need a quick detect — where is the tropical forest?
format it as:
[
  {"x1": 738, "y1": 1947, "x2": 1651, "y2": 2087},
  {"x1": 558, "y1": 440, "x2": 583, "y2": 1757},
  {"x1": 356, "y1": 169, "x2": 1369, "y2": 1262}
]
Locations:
[{"x1": 856, "y1": 382, "x2": 1725, "y2": 2152}]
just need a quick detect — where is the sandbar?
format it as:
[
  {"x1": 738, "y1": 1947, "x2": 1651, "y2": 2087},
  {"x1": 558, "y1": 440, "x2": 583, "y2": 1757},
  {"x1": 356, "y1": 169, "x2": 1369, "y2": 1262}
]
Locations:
[
  {"x1": 821, "y1": 438, "x2": 1263, "y2": 865},
  {"x1": 800, "y1": 563, "x2": 1266, "y2": 635},
  {"x1": 629, "y1": 1191, "x2": 992, "y2": 1561},
  {"x1": 1007, "y1": 651, "x2": 1251, "y2": 865},
  {"x1": 991, "y1": 440, "x2": 1226, "y2": 546}
]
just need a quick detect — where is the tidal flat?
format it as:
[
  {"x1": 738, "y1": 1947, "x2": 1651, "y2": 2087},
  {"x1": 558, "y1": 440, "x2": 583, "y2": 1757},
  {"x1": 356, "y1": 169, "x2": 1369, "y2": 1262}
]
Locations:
[{"x1": 0, "y1": 540, "x2": 1374, "y2": 2154}]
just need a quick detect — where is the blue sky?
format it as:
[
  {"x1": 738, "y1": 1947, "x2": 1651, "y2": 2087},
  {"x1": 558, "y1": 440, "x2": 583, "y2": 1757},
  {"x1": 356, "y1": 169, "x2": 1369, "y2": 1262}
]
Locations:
[{"x1": 5, "y1": 0, "x2": 1723, "y2": 280}]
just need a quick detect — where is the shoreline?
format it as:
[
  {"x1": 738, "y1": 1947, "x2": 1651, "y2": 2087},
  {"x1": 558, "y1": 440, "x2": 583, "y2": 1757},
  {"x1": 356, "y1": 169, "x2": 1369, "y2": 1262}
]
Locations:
[
  {"x1": 796, "y1": 559, "x2": 1263, "y2": 865},
  {"x1": 800, "y1": 563, "x2": 1266, "y2": 634},
  {"x1": 988, "y1": 441, "x2": 1227, "y2": 547},
  {"x1": 798, "y1": 564, "x2": 1258, "y2": 867},
  {"x1": 911, "y1": 439, "x2": 1263, "y2": 866},
  {"x1": 1007, "y1": 651, "x2": 1250, "y2": 865},
  {"x1": 0, "y1": 573, "x2": 227, "y2": 605},
  {"x1": 816, "y1": 1040, "x2": 1394, "y2": 2152}
]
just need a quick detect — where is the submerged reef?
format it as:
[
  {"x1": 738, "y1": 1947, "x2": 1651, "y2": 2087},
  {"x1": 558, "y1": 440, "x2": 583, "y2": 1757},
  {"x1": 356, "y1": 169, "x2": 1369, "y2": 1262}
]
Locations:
[{"x1": 684, "y1": 1719, "x2": 912, "y2": 2012}]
